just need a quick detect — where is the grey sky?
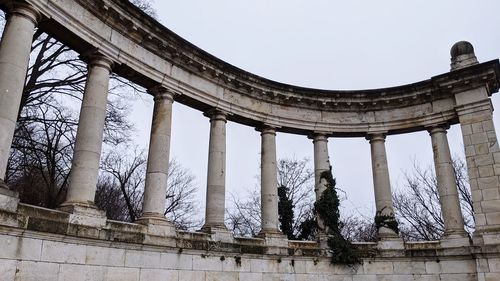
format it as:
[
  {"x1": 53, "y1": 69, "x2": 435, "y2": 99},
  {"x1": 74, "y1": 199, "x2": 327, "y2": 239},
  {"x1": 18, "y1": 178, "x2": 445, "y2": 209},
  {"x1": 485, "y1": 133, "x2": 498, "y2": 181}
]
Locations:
[{"x1": 129, "y1": 0, "x2": 500, "y2": 218}]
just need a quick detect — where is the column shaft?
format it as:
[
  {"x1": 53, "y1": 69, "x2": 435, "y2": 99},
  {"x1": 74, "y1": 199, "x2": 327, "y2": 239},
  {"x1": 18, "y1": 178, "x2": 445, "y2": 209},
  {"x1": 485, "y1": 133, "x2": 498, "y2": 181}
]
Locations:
[
  {"x1": 140, "y1": 88, "x2": 174, "y2": 221},
  {"x1": 0, "y1": 4, "x2": 40, "y2": 184},
  {"x1": 203, "y1": 110, "x2": 227, "y2": 230},
  {"x1": 369, "y1": 133, "x2": 398, "y2": 237},
  {"x1": 260, "y1": 126, "x2": 280, "y2": 234},
  {"x1": 429, "y1": 126, "x2": 466, "y2": 236},
  {"x1": 312, "y1": 134, "x2": 330, "y2": 199},
  {"x1": 63, "y1": 55, "x2": 112, "y2": 206}
]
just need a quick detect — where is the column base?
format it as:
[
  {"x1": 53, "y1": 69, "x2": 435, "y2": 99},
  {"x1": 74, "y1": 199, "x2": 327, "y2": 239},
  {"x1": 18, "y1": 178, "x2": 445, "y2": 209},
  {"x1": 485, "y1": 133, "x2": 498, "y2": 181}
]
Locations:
[
  {"x1": 440, "y1": 231, "x2": 471, "y2": 248},
  {"x1": 377, "y1": 228, "x2": 404, "y2": 250},
  {"x1": 136, "y1": 215, "x2": 177, "y2": 237},
  {"x1": 200, "y1": 224, "x2": 233, "y2": 242},
  {"x1": 58, "y1": 202, "x2": 106, "y2": 228},
  {"x1": 0, "y1": 181, "x2": 19, "y2": 213},
  {"x1": 257, "y1": 230, "x2": 288, "y2": 248}
]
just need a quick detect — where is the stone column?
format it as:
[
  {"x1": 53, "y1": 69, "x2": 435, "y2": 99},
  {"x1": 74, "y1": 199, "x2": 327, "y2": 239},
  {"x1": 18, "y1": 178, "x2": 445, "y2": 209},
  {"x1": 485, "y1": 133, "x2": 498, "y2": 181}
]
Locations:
[
  {"x1": 61, "y1": 55, "x2": 113, "y2": 218},
  {"x1": 311, "y1": 133, "x2": 330, "y2": 231},
  {"x1": 202, "y1": 109, "x2": 228, "y2": 232},
  {"x1": 428, "y1": 126, "x2": 467, "y2": 239},
  {"x1": 312, "y1": 134, "x2": 330, "y2": 198},
  {"x1": 368, "y1": 133, "x2": 399, "y2": 239},
  {"x1": 138, "y1": 87, "x2": 175, "y2": 225},
  {"x1": 0, "y1": 3, "x2": 40, "y2": 212},
  {"x1": 259, "y1": 125, "x2": 280, "y2": 235}
]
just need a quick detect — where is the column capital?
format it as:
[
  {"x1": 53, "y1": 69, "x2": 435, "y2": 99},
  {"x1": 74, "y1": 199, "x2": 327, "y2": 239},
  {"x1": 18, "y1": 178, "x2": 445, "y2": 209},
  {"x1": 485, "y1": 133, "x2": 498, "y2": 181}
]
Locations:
[
  {"x1": 427, "y1": 124, "x2": 450, "y2": 136},
  {"x1": 147, "y1": 86, "x2": 177, "y2": 102},
  {"x1": 203, "y1": 108, "x2": 228, "y2": 122},
  {"x1": 8, "y1": 1, "x2": 42, "y2": 25},
  {"x1": 366, "y1": 132, "x2": 387, "y2": 143},
  {"x1": 256, "y1": 124, "x2": 278, "y2": 135},
  {"x1": 308, "y1": 132, "x2": 329, "y2": 142},
  {"x1": 80, "y1": 53, "x2": 114, "y2": 73}
]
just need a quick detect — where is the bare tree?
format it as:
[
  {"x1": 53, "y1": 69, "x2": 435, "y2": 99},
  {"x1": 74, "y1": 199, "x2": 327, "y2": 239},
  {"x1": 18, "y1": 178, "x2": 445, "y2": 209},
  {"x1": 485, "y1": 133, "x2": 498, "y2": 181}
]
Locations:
[
  {"x1": 226, "y1": 189, "x2": 262, "y2": 237},
  {"x1": 226, "y1": 157, "x2": 315, "y2": 237},
  {"x1": 165, "y1": 160, "x2": 201, "y2": 230},
  {"x1": 340, "y1": 214, "x2": 377, "y2": 242},
  {"x1": 96, "y1": 150, "x2": 201, "y2": 229},
  {"x1": 393, "y1": 158, "x2": 474, "y2": 241},
  {"x1": 100, "y1": 148, "x2": 147, "y2": 222}
]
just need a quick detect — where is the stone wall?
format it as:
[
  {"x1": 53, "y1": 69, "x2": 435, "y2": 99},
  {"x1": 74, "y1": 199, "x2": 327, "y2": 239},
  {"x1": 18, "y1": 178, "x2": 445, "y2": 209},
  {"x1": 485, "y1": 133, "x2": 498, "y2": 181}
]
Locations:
[{"x1": 0, "y1": 204, "x2": 497, "y2": 281}]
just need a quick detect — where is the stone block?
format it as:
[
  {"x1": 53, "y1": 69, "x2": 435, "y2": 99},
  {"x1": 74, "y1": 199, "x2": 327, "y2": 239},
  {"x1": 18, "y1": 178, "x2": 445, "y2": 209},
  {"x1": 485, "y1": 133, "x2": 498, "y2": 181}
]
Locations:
[
  {"x1": 482, "y1": 120, "x2": 495, "y2": 132},
  {"x1": 125, "y1": 249, "x2": 161, "y2": 269},
  {"x1": 207, "y1": 271, "x2": 239, "y2": 281},
  {"x1": 472, "y1": 190, "x2": 483, "y2": 202},
  {"x1": 461, "y1": 124, "x2": 472, "y2": 136},
  {"x1": 41, "y1": 240, "x2": 86, "y2": 264},
  {"x1": 160, "y1": 252, "x2": 192, "y2": 270},
  {"x1": 486, "y1": 212, "x2": 500, "y2": 225},
  {"x1": 139, "y1": 269, "x2": 178, "y2": 281},
  {"x1": 477, "y1": 176, "x2": 499, "y2": 190},
  {"x1": 192, "y1": 254, "x2": 223, "y2": 271},
  {"x1": 86, "y1": 246, "x2": 125, "y2": 267},
  {"x1": 438, "y1": 260, "x2": 477, "y2": 274},
  {"x1": 476, "y1": 155, "x2": 494, "y2": 166},
  {"x1": 472, "y1": 122, "x2": 484, "y2": 133},
  {"x1": 178, "y1": 271, "x2": 206, "y2": 281},
  {"x1": 0, "y1": 259, "x2": 17, "y2": 281},
  {"x1": 465, "y1": 145, "x2": 476, "y2": 157},
  {"x1": 15, "y1": 261, "x2": 60, "y2": 281},
  {"x1": 481, "y1": 200, "x2": 500, "y2": 213},
  {"x1": 0, "y1": 188, "x2": 19, "y2": 213},
  {"x1": 363, "y1": 261, "x2": 393, "y2": 274},
  {"x1": 250, "y1": 258, "x2": 265, "y2": 273},
  {"x1": 0, "y1": 235, "x2": 42, "y2": 261},
  {"x1": 439, "y1": 273, "x2": 477, "y2": 281},
  {"x1": 486, "y1": 272, "x2": 500, "y2": 281},
  {"x1": 221, "y1": 255, "x2": 251, "y2": 272},
  {"x1": 58, "y1": 264, "x2": 106, "y2": 281},
  {"x1": 479, "y1": 166, "x2": 495, "y2": 177},
  {"x1": 482, "y1": 188, "x2": 500, "y2": 200},
  {"x1": 471, "y1": 132, "x2": 488, "y2": 145},
  {"x1": 239, "y1": 272, "x2": 263, "y2": 281},
  {"x1": 352, "y1": 275, "x2": 377, "y2": 281},
  {"x1": 106, "y1": 267, "x2": 140, "y2": 281},
  {"x1": 393, "y1": 261, "x2": 426, "y2": 274},
  {"x1": 262, "y1": 273, "x2": 294, "y2": 281},
  {"x1": 476, "y1": 143, "x2": 491, "y2": 155}
]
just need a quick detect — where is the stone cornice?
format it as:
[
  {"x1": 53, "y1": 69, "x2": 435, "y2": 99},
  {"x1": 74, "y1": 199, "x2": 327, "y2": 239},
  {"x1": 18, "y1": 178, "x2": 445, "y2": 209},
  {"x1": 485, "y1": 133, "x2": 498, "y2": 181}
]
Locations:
[{"x1": 8, "y1": 0, "x2": 500, "y2": 137}]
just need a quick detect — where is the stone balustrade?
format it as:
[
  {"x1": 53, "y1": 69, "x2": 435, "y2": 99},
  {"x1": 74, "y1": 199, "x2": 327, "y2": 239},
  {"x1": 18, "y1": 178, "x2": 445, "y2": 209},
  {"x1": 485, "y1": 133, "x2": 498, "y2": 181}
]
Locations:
[{"x1": 0, "y1": 0, "x2": 500, "y2": 280}]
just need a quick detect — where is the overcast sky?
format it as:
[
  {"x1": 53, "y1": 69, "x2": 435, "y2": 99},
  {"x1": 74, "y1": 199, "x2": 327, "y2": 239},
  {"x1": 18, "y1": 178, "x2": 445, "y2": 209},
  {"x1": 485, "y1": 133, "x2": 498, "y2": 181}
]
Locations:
[{"x1": 129, "y1": 0, "x2": 500, "y2": 219}]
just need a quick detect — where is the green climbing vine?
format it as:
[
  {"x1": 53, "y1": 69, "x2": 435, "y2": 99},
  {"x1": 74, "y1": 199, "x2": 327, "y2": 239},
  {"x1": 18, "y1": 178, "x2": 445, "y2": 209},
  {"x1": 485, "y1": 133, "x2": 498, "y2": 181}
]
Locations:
[
  {"x1": 315, "y1": 168, "x2": 360, "y2": 266},
  {"x1": 374, "y1": 207, "x2": 399, "y2": 234}
]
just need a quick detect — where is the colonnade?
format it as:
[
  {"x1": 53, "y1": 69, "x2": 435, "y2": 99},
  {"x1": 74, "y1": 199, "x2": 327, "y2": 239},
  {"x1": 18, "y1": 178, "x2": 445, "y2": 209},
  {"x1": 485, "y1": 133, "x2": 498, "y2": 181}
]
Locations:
[{"x1": 0, "y1": 2, "x2": 493, "y2": 243}]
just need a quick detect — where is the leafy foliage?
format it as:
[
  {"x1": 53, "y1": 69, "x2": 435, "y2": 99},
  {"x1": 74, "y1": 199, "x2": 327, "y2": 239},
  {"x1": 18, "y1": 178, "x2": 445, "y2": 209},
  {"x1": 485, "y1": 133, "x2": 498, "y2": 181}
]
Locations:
[
  {"x1": 374, "y1": 208, "x2": 399, "y2": 234},
  {"x1": 278, "y1": 185, "x2": 295, "y2": 239},
  {"x1": 315, "y1": 169, "x2": 360, "y2": 265}
]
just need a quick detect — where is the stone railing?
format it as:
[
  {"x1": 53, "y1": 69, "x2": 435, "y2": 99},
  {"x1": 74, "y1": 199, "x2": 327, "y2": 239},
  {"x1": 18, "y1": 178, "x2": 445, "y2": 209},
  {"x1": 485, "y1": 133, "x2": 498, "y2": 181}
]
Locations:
[{"x1": 0, "y1": 0, "x2": 500, "y2": 280}]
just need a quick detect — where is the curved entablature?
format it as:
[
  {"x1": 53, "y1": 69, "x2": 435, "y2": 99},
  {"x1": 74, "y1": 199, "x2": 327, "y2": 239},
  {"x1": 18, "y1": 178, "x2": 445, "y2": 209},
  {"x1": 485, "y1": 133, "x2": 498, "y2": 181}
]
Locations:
[{"x1": 6, "y1": 0, "x2": 499, "y2": 136}]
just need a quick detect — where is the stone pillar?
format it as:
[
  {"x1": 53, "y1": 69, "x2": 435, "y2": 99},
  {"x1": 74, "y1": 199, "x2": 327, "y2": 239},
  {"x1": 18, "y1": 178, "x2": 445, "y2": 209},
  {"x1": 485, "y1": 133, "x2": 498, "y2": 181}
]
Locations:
[
  {"x1": 368, "y1": 133, "x2": 399, "y2": 239},
  {"x1": 312, "y1": 134, "x2": 330, "y2": 199},
  {"x1": 0, "y1": 3, "x2": 40, "y2": 212},
  {"x1": 259, "y1": 125, "x2": 281, "y2": 235},
  {"x1": 311, "y1": 133, "x2": 330, "y2": 231},
  {"x1": 428, "y1": 126, "x2": 467, "y2": 240},
  {"x1": 60, "y1": 54, "x2": 112, "y2": 224},
  {"x1": 138, "y1": 87, "x2": 175, "y2": 224},
  {"x1": 456, "y1": 88, "x2": 500, "y2": 244},
  {"x1": 202, "y1": 109, "x2": 228, "y2": 233}
]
